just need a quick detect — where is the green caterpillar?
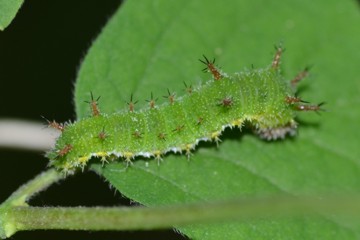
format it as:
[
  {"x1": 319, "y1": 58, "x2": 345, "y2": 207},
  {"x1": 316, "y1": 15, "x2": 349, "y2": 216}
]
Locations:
[{"x1": 46, "y1": 47, "x2": 323, "y2": 174}]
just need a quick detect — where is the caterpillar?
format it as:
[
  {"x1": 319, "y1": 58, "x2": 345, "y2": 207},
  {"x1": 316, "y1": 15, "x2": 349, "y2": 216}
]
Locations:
[{"x1": 46, "y1": 46, "x2": 324, "y2": 174}]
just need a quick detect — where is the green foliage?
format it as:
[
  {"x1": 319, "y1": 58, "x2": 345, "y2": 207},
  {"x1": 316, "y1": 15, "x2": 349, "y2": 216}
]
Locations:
[
  {"x1": 74, "y1": 0, "x2": 360, "y2": 239},
  {"x1": 0, "y1": 0, "x2": 23, "y2": 30}
]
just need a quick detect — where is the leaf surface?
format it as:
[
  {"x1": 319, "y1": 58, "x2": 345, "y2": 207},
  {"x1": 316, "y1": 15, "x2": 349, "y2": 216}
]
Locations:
[
  {"x1": 0, "y1": 0, "x2": 23, "y2": 30},
  {"x1": 75, "y1": 0, "x2": 360, "y2": 239}
]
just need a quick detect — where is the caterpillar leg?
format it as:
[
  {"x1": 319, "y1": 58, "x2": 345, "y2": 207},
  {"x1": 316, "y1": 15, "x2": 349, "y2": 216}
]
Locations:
[{"x1": 255, "y1": 121, "x2": 298, "y2": 140}]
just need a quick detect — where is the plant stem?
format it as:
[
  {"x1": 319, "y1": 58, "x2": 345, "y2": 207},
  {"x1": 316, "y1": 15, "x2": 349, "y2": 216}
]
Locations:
[
  {"x1": 2, "y1": 169, "x2": 360, "y2": 238},
  {"x1": 5, "y1": 169, "x2": 64, "y2": 206},
  {"x1": 0, "y1": 169, "x2": 64, "y2": 238},
  {"x1": 4, "y1": 195, "x2": 360, "y2": 236}
]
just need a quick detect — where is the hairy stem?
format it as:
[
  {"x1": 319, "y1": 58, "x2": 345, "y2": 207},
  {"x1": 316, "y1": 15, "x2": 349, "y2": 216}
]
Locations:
[
  {"x1": 3, "y1": 195, "x2": 360, "y2": 238},
  {"x1": 1, "y1": 169, "x2": 64, "y2": 238},
  {"x1": 5, "y1": 169, "x2": 64, "y2": 206},
  {"x1": 2, "y1": 169, "x2": 360, "y2": 238}
]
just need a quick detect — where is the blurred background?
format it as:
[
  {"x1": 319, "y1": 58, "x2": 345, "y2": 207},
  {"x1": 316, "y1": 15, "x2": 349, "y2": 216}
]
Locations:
[{"x1": 0, "y1": 1, "x2": 185, "y2": 239}]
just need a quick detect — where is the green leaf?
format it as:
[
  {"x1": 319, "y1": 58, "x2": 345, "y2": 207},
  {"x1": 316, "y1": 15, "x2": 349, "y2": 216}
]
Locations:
[
  {"x1": 0, "y1": 0, "x2": 23, "y2": 31},
  {"x1": 75, "y1": 0, "x2": 360, "y2": 239}
]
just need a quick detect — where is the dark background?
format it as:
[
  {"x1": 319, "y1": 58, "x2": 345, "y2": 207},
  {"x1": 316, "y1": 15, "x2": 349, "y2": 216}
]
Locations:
[{"x1": 0, "y1": 1, "x2": 185, "y2": 239}]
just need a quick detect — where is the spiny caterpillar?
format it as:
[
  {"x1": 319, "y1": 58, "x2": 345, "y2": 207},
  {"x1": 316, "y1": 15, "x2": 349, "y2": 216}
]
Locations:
[{"x1": 46, "y1": 46, "x2": 324, "y2": 174}]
